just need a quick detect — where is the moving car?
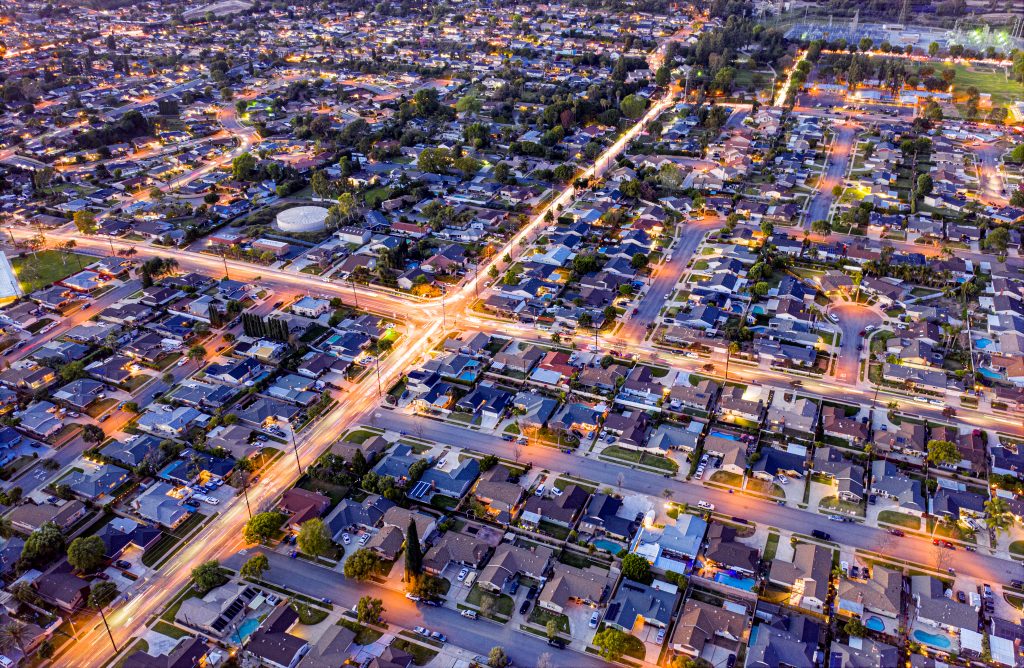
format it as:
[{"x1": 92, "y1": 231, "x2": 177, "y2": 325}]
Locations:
[{"x1": 696, "y1": 500, "x2": 715, "y2": 511}]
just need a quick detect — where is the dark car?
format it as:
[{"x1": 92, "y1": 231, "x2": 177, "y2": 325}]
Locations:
[
  {"x1": 1010, "y1": 580, "x2": 1024, "y2": 589},
  {"x1": 956, "y1": 591, "x2": 967, "y2": 604},
  {"x1": 888, "y1": 528, "x2": 905, "y2": 537},
  {"x1": 508, "y1": 581, "x2": 520, "y2": 596},
  {"x1": 547, "y1": 638, "x2": 565, "y2": 649},
  {"x1": 527, "y1": 585, "x2": 538, "y2": 600},
  {"x1": 114, "y1": 560, "x2": 132, "y2": 569},
  {"x1": 811, "y1": 529, "x2": 831, "y2": 541},
  {"x1": 519, "y1": 600, "x2": 531, "y2": 616}
]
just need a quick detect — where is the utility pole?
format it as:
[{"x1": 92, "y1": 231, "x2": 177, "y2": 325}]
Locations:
[
  {"x1": 440, "y1": 286, "x2": 447, "y2": 329},
  {"x1": 374, "y1": 354, "x2": 383, "y2": 398},
  {"x1": 350, "y1": 278, "x2": 359, "y2": 309},
  {"x1": 288, "y1": 427, "x2": 301, "y2": 475},
  {"x1": 222, "y1": 253, "x2": 230, "y2": 280}
]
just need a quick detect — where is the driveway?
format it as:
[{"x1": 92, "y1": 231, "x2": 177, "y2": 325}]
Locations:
[
  {"x1": 223, "y1": 549, "x2": 608, "y2": 668},
  {"x1": 830, "y1": 302, "x2": 883, "y2": 385}
]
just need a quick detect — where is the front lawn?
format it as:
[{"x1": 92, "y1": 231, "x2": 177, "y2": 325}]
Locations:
[
  {"x1": 528, "y1": 606, "x2": 570, "y2": 634},
  {"x1": 877, "y1": 510, "x2": 921, "y2": 530},
  {"x1": 291, "y1": 602, "x2": 329, "y2": 625},
  {"x1": 338, "y1": 618, "x2": 383, "y2": 645},
  {"x1": 464, "y1": 585, "x2": 514, "y2": 619},
  {"x1": 11, "y1": 250, "x2": 95, "y2": 293},
  {"x1": 391, "y1": 638, "x2": 438, "y2": 666}
]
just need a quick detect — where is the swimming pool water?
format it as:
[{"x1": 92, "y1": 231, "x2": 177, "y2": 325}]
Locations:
[
  {"x1": 714, "y1": 572, "x2": 756, "y2": 591},
  {"x1": 236, "y1": 618, "x2": 260, "y2": 643},
  {"x1": 978, "y1": 368, "x2": 1002, "y2": 380},
  {"x1": 593, "y1": 539, "x2": 623, "y2": 555},
  {"x1": 865, "y1": 616, "x2": 884, "y2": 632},
  {"x1": 975, "y1": 338, "x2": 992, "y2": 349},
  {"x1": 914, "y1": 629, "x2": 952, "y2": 649},
  {"x1": 709, "y1": 431, "x2": 740, "y2": 441}
]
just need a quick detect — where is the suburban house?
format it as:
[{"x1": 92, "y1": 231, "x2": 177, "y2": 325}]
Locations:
[
  {"x1": 478, "y1": 543, "x2": 553, "y2": 593},
  {"x1": 768, "y1": 543, "x2": 833, "y2": 613},
  {"x1": 538, "y1": 563, "x2": 612, "y2": 614}
]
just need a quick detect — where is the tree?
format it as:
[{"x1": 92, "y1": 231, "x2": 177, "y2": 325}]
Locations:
[
  {"x1": 928, "y1": 41, "x2": 939, "y2": 56},
  {"x1": 984, "y1": 227, "x2": 1010, "y2": 253},
  {"x1": 297, "y1": 518, "x2": 332, "y2": 561},
  {"x1": 926, "y1": 439, "x2": 961, "y2": 467},
  {"x1": 67, "y1": 535, "x2": 106, "y2": 573},
  {"x1": 356, "y1": 596, "x2": 384, "y2": 624},
  {"x1": 404, "y1": 520, "x2": 423, "y2": 584},
  {"x1": 669, "y1": 658, "x2": 713, "y2": 668},
  {"x1": 191, "y1": 560, "x2": 226, "y2": 594},
  {"x1": 243, "y1": 511, "x2": 285, "y2": 544},
  {"x1": 984, "y1": 497, "x2": 1013, "y2": 536},
  {"x1": 240, "y1": 553, "x2": 270, "y2": 580},
  {"x1": 488, "y1": 646, "x2": 510, "y2": 668},
  {"x1": 725, "y1": 341, "x2": 741, "y2": 381},
  {"x1": 231, "y1": 151, "x2": 257, "y2": 180},
  {"x1": 593, "y1": 627, "x2": 630, "y2": 661},
  {"x1": 630, "y1": 253, "x2": 649, "y2": 270},
  {"x1": 89, "y1": 582, "x2": 120, "y2": 652},
  {"x1": 0, "y1": 622, "x2": 31, "y2": 659},
  {"x1": 343, "y1": 548, "x2": 380, "y2": 581},
  {"x1": 916, "y1": 174, "x2": 933, "y2": 197},
  {"x1": 187, "y1": 345, "x2": 207, "y2": 366},
  {"x1": 73, "y1": 210, "x2": 97, "y2": 235},
  {"x1": 811, "y1": 219, "x2": 832, "y2": 236},
  {"x1": 844, "y1": 618, "x2": 867, "y2": 637},
  {"x1": 81, "y1": 424, "x2": 105, "y2": 444},
  {"x1": 0, "y1": 517, "x2": 12, "y2": 540},
  {"x1": 619, "y1": 94, "x2": 647, "y2": 120},
  {"x1": 21, "y1": 521, "x2": 65, "y2": 567},
  {"x1": 546, "y1": 619, "x2": 559, "y2": 640},
  {"x1": 922, "y1": 100, "x2": 942, "y2": 121},
  {"x1": 620, "y1": 553, "x2": 652, "y2": 583},
  {"x1": 408, "y1": 573, "x2": 447, "y2": 600}
]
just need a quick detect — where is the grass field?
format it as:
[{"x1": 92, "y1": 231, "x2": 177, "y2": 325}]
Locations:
[
  {"x1": 11, "y1": 250, "x2": 95, "y2": 294},
  {"x1": 939, "y1": 63, "x2": 1024, "y2": 105}
]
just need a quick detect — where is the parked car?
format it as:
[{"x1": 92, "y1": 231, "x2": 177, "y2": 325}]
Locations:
[
  {"x1": 519, "y1": 600, "x2": 531, "y2": 615},
  {"x1": 461, "y1": 609, "x2": 478, "y2": 619},
  {"x1": 114, "y1": 560, "x2": 132, "y2": 569},
  {"x1": 547, "y1": 638, "x2": 565, "y2": 649},
  {"x1": 888, "y1": 529, "x2": 904, "y2": 537},
  {"x1": 413, "y1": 626, "x2": 430, "y2": 637},
  {"x1": 956, "y1": 591, "x2": 967, "y2": 603},
  {"x1": 589, "y1": 611, "x2": 600, "y2": 628},
  {"x1": 457, "y1": 568, "x2": 469, "y2": 581},
  {"x1": 430, "y1": 632, "x2": 447, "y2": 643},
  {"x1": 405, "y1": 593, "x2": 421, "y2": 602},
  {"x1": 696, "y1": 500, "x2": 715, "y2": 511},
  {"x1": 811, "y1": 530, "x2": 831, "y2": 541}
]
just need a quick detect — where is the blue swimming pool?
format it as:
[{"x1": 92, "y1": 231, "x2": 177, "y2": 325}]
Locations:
[
  {"x1": 978, "y1": 368, "x2": 1003, "y2": 380},
  {"x1": 709, "y1": 431, "x2": 740, "y2": 441},
  {"x1": 714, "y1": 572, "x2": 756, "y2": 591},
  {"x1": 593, "y1": 539, "x2": 623, "y2": 555},
  {"x1": 236, "y1": 618, "x2": 260, "y2": 643},
  {"x1": 865, "y1": 616, "x2": 884, "y2": 632},
  {"x1": 975, "y1": 338, "x2": 993, "y2": 349},
  {"x1": 914, "y1": 629, "x2": 952, "y2": 649}
]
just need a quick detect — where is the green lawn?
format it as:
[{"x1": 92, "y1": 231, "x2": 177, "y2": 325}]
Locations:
[
  {"x1": 363, "y1": 186, "x2": 393, "y2": 207},
  {"x1": 391, "y1": 638, "x2": 438, "y2": 666},
  {"x1": 1009, "y1": 541, "x2": 1024, "y2": 558},
  {"x1": 152, "y1": 621, "x2": 191, "y2": 640},
  {"x1": 763, "y1": 533, "x2": 780, "y2": 561},
  {"x1": 291, "y1": 602, "x2": 329, "y2": 625},
  {"x1": 528, "y1": 606, "x2": 570, "y2": 634},
  {"x1": 877, "y1": 510, "x2": 921, "y2": 530},
  {"x1": 464, "y1": 585, "x2": 514, "y2": 619},
  {"x1": 11, "y1": 250, "x2": 95, "y2": 294},
  {"x1": 337, "y1": 618, "x2": 383, "y2": 645},
  {"x1": 939, "y1": 63, "x2": 1024, "y2": 105}
]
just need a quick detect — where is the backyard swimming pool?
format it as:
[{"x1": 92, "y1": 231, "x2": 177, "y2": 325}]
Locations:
[
  {"x1": 978, "y1": 368, "x2": 1003, "y2": 380},
  {"x1": 236, "y1": 617, "x2": 261, "y2": 643},
  {"x1": 708, "y1": 431, "x2": 740, "y2": 441},
  {"x1": 975, "y1": 338, "x2": 992, "y2": 349},
  {"x1": 865, "y1": 616, "x2": 885, "y2": 632},
  {"x1": 714, "y1": 572, "x2": 756, "y2": 591},
  {"x1": 914, "y1": 629, "x2": 952, "y2": 649},
  {"x1": 593, "y1": 539, "x2": 623, "y2": 555}
]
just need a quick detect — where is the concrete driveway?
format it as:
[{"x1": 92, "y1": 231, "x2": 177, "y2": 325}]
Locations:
[{"x1": 830, "y1": 301, "x2": 883, "y2": 384}]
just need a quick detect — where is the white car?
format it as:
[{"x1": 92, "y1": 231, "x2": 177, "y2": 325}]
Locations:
[
  {"x1": 827, "y1": 312, "x2": 839, "y2": 323},
  {"x1": 458, "y1": 568, "x2": 469, "y2": 581},
  {"x1": 697, "y1": 500, "x2": 715, "y2": 511},
  {"x1": 176, "y1": 357, "x2": 189, "y2": 366},
  {"x1": 589, "y1": 611, "x2": 600, "y2": 629},
  {"x1": 359, "y1": 533, "x2": 370, "y2": 545},
  {"x1": 342, "y1": 533, "x2": 351, "y2": 545},
  {"x1": 551, "y1": 486, "x2": 563, "y2": 497}
]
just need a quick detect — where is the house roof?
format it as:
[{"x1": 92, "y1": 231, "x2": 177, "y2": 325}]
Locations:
[{"x1": 606, "y1": 581, "x2": 676, "y2": 629}]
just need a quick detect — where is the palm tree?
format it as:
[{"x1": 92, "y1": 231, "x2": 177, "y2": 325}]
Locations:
[
  {"x1": 0, "y1": 622, "x2": 30, "y2": 657},
  {"x1": 0, "y1": 516, "x2": 13, "y2": 539},
  {"x1": 984, "y1": 497, "x2": 1013, "y2": 536},
  {"x1": 187, "y1": 345, "x2": 207, "y2": 366},
  {"x1": 233, "y1": 458, "x2": 255, "y2": 519},
  {"x1": 725, "y1": 342, "x2": 740, "y2": 381},
  {"x1": 88, "y1": 582, "x2": 119, "y2": 652}
]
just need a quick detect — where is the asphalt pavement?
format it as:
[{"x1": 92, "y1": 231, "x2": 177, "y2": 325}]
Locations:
[
  {"x1": 222, "y1": 549, "x2": 604, "y2": 668},
  {"x1": 374, "y1": 412, "x2": 1024, "y2": 586}
]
